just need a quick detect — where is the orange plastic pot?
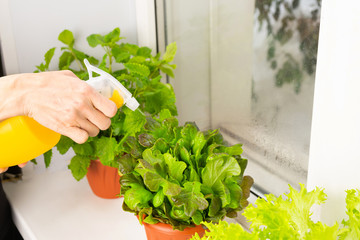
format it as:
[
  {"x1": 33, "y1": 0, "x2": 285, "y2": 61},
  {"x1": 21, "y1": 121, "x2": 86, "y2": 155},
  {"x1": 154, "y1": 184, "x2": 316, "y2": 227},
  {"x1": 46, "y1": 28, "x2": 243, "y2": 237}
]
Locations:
[
  {"x1": 86, "y1": 159, "x2": 121, "y2": 199},
  {"x1": 142, "y1": 221, "x2": 205, "y2": 240}
]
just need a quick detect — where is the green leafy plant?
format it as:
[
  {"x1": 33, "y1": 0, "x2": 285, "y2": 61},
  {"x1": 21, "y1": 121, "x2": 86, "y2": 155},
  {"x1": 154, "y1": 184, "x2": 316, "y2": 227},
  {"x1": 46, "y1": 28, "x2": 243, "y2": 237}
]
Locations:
[
  {"x1": 191, "y1": 220, "x2": 257, "y2": 240},
  {"x1": 118, "y1": 109, "x2": 253, "y2": 230},
  {"x1": 35, "y1": 28, "x2": 178, "y2": 180},
  {"x1": 191, "y1": 184, "x2": 360, "y2": 240}
]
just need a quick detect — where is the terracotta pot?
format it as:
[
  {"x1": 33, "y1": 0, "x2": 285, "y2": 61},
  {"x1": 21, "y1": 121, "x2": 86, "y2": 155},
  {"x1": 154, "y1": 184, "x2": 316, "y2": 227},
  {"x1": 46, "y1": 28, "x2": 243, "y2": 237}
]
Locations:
[
  {"x1": 86, "y1": 159, "x2": 121, "y2": 199},
  {"x1": 142, "y1": 221, "x2": 205, "y2": 240}
]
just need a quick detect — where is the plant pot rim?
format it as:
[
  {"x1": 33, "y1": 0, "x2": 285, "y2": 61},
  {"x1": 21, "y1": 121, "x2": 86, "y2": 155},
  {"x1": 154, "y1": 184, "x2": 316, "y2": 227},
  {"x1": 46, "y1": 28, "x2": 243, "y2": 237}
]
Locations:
[
  {"x1": 138, "y1": 215, "x2": 205, "y2": 233},
  {"x1": 144, "y1": 222, "x2": 204, "y2": 233}
]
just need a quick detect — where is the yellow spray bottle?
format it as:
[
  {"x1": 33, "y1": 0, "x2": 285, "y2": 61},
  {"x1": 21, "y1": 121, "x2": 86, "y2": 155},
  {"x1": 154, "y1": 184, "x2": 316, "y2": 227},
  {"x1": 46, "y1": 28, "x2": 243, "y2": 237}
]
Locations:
[{"x1": 0, "y1": 59, "x2": 139, "y2": 168}]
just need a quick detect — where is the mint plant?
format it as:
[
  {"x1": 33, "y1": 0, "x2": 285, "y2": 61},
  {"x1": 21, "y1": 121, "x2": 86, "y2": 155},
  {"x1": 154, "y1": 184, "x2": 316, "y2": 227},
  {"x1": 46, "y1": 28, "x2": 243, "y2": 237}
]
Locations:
[
  {"x1": 118, "y1": 109, "x2": 253, "y2": 230},
  {"x1": 35, "y1": 28, "x2": 177, "y2": 180}
]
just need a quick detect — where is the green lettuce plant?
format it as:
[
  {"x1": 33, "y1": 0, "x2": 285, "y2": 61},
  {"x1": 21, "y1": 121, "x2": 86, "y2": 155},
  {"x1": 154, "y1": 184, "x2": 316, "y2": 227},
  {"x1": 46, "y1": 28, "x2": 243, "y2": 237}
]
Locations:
[
  {"x1": 191, "y1": 184, "x2": 360, "y2": 240},
  {"x1": 118, "y1": 109, "x2": 254, "y2": 230},
  {"x1": 191, "y1": 220, "x2": 256, "y2": 240},
  {"x1": 34, "y1": 28, "x2": 177, "y2": 180}
]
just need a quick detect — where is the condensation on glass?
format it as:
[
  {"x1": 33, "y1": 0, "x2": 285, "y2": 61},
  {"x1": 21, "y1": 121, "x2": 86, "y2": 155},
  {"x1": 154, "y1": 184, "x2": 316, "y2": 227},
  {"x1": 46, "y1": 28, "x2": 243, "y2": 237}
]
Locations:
[{"x1": 161, "y1": 0, "x2": 321, "y2": 196}]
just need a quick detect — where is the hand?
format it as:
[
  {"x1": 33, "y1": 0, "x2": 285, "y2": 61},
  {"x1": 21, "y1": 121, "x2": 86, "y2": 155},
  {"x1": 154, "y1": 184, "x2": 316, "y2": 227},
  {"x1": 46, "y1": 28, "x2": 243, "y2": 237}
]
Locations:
[
  {"x1": 0, "y1": 71, "x2": 117, "y2": 144},
  {"x1": 24, "y1": 71, "x2": 118, "y2": 143}
]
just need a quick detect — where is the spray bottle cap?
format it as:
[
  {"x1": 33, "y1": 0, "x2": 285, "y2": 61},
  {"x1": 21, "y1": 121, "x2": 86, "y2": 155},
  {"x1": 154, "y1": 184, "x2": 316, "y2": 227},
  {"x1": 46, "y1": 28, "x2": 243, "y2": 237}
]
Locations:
[{"x1": 84, "y1": 59, "x2": 139, "y2": 111}]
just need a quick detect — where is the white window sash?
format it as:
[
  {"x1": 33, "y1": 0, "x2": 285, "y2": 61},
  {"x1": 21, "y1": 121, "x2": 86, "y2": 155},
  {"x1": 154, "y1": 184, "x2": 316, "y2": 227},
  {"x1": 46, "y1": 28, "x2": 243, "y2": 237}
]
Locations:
[{"x1": 307, "y1": 0, "x2": 360, "y2": 224}]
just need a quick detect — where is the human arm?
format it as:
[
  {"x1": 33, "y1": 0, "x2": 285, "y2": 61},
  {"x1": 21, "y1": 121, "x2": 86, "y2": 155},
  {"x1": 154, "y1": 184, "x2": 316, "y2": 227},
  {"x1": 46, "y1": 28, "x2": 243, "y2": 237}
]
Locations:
[{"x1": 0, "y1": 70, "x2": 117, "y2": 173}]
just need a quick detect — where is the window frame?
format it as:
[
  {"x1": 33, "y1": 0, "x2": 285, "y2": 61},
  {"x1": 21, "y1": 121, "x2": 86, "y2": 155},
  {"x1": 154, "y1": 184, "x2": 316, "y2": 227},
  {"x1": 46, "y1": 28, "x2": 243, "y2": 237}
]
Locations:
[{"x1": 152, "y1": 0, "x2": 360, "y2": 224}]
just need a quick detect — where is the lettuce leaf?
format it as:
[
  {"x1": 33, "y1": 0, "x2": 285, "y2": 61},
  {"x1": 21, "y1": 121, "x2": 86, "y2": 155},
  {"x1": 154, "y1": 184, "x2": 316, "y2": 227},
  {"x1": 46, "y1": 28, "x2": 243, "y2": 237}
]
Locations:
[
  {"x1": 163, "y1": 153, "x2": 187, "y2": 183},
  {"x1": 202, "y1": 154, "x2": 241, "y2": 208},
  {"x1": 244, "y1": 183, "x2": 342, "y2": 240},
  {"x1": 191, "y1": 220, "x2": 257, "y2": 240},
  {"x1": 172, "y1": 182, "x2": 209, "y2": 217},
  {"x1": 341, "y1": 189, "x2": 360, "y2": 239},
  {"x1": 124, "y1": 184, "x2": 153, "y2": 211},
  {"x1": 193, "y1": 185, "x2": 360, "y2": 240},
  {"x1": 202, "y1": 155, "x2": 241, "y2": 188}
]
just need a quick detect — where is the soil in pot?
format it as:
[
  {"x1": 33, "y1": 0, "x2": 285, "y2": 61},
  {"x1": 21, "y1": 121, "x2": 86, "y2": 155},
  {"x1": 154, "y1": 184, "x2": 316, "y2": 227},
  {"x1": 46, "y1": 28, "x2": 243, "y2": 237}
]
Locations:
[{"x1": 86, "y1": 159, "x2": 121, "y2": 199}]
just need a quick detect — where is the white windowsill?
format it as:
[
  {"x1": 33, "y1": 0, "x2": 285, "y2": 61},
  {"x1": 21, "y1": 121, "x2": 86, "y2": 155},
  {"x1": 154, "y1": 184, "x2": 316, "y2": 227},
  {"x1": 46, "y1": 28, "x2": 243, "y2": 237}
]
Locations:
[
  {"x1": 3, "y1": 168, "x2": 146, "y2": 240},
  {"x1": 3, "y1": 166, "x2": 249, "y2": 239}
]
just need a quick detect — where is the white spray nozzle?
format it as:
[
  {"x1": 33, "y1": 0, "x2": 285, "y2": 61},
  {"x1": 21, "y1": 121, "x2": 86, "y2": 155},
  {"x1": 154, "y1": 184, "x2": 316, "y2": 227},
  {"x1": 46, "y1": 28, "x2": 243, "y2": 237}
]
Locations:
[{"x1": 84, "y1": 59, "x2": 139, "y2": 111}]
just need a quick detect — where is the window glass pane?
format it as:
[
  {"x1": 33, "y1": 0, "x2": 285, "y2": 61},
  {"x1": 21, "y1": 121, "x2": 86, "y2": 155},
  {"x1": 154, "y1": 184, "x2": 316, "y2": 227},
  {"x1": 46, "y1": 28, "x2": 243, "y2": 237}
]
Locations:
[
  {"x1": 161, "y1": 0, "x2": 321, "y2": 196},
  {"x1": 246, "y1": 0, "x2": 321, "y2": 195}
]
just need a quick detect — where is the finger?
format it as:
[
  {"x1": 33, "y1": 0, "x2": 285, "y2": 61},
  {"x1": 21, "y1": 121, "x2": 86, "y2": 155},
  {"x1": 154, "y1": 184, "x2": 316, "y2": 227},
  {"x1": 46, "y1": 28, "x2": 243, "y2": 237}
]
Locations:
[
  {"x1": 61, "y1": 126, "x2": 89, "y2": 144},
  {"x1": 18, "y1": 162, "x2": 28, "y2": 168},
  {"x1": 82, "y1": 107, "x2": 112, "y2": 131},
  {"x1": 90, "y1": 92, "x2": 117, "y2": 118},
  {"x1": 0, "y1": 167, "x2": 8, "y2": 174},
  {"x1": 77, "y1": 118, "x2": 100, "y2": 137}
]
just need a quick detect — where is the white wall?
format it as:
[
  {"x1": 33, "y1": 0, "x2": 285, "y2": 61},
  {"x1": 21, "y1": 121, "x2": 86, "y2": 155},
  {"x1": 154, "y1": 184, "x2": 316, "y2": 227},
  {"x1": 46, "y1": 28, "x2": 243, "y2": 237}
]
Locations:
[
  {"x1": 307, "y1": 0, "x2": 360, "y2": 224},
  {"x1": 0, "y1": 0, "x2": 138, "y2": 74},
  {"x1": 0, "y1": 0, "x2": 138, "y2": 172}
]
